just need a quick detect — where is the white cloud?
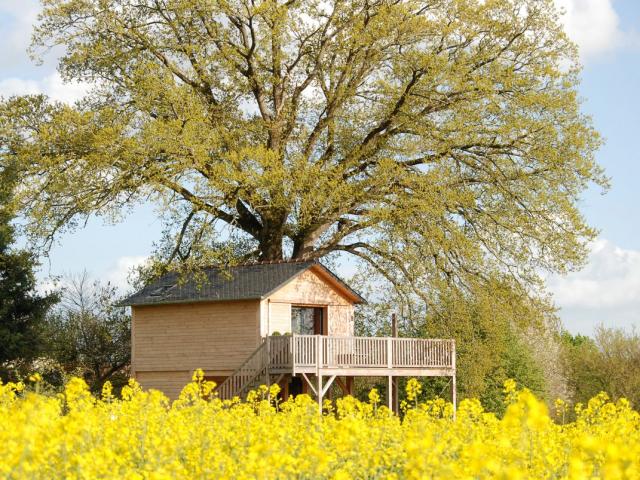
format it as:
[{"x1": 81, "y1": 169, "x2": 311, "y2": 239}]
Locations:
[
  {"x1": 548, "y1": 239, "x2": 640, "y2": 333},
  {"x1": 104, "y1": 256, "x2": 148, "y2": 292},
  {"x1": 35, "y1": 255, "x2": 147, "y2": 298},
  {"x1": 555, "y1": 0, "x2": 636, "y2": 61},
  {"x1": 0, "y1": 72, "x2": 92, "y2": 103},
  {"x1": 0, "y1": 0, "x2": 92, "y2": 103},
  {"x1": 0, "y1": 0, "x2": 41, "y2": 71}
]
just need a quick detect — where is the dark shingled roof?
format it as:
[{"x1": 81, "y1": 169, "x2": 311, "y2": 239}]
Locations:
[{"x1": 120, "y1": 260, "x2": 365, "y2": 306}]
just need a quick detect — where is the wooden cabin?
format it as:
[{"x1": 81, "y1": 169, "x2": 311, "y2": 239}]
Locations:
[{"x1": 122, "y1": 260, "x2": 456, "y2": 412}]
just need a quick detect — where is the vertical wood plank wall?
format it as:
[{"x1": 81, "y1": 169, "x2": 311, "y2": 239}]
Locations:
[
  {"x1": 327, "y1": 305, "x2": 354, "y2": 336},
  {"x1": 267, "y1": 301, "x2": 292, "y2": 334},
  {"x1": 265, "y1": 268, "x2": 355, "y2": 337}
]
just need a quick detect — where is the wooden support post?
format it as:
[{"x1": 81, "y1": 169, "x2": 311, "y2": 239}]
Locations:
[
  {"x1": 317, "y1": 374, "x2": 323, "y2": 414},
  {"x1": 346, "y1": 376, "x2": 354, "y2": 396},
  {"x1": 317, "y1": 335, "x2": 323, "y2": 414},
  {"x1": 388, "y1": 376, "x2": 393, "y2": 410},
  {"x1": 335, "y1": 377, "x2": 348, "y2": 395},
  {"x1": 282, "y1": 375, "x2": 290, "y2": 402},
  {"x1": 391, "y1": 313, "x2": 399, "y2": 414},
  {"x1": 392, "y1": 378, "x2": 398, "y2": 415},
  {"x1": 322, "y1": 375, "x2": 337, "y2": 397},
  {"x1": 265, "y1": 336, "x2": 271, "y2": 390},
  {"x1": 452, "y1": 373, "x2": 457, "y2": 421},
  {"x1": 301, "y1": 373, "x2": 317, "y2": 396},
  {"x1": 452, "y1": 339, "x2": 457, "y2": 420}
]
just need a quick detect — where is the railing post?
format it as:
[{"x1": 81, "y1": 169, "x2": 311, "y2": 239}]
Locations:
[
  {"x1": 451, "y1": 339, "x2": 457, "y2": 420},
  {"x1": 265, "y1": 336, "x2": 271, "y2": 390},
  {"x1": 291, "y1": 334, "x2": 296, "y2": 374},
  {"x1": 387, "y1": 337, "x2": 392, "y2": 369},
  {"x1": 316, "y1": 335, "x2": 323, "y2": 371}
]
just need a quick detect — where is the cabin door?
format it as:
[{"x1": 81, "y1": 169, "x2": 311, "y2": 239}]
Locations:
[{"x1": 291, "y1": 306, "x2": 325, "y2": 335}]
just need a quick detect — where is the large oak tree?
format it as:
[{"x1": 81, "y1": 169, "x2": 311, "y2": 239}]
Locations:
[{"x1": 1, "y1": 0, "x2": 605, "y2": 307}]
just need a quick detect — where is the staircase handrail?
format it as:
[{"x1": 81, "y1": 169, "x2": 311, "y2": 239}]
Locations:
[{"x1": 216, "y1": 338, "x2": 267, "y2": 399}]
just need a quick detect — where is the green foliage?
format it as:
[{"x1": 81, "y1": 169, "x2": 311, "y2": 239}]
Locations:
[
  {"x1": 562, "y1": 326, "x2": 640, "y2": 409},
  {"x1": 0, "y1": 165, "x2": 57, "y2": 377},
  {"x1": 479, "y1": 330, "x2": 546, "y2": 415},
  {"x1": 43, "y1": 273, "x2": 131, "y2": 393},
  {"x1": 1, "y1": 0, "x2": 605, "y2": 316},
  {"x1": 354, "y1": 273, "x2": 551, "y2": 414}
]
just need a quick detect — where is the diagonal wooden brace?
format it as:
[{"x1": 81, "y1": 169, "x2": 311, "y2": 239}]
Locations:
[{"x1": 300, "y1": 373, "x2": 317, "y2": 396}]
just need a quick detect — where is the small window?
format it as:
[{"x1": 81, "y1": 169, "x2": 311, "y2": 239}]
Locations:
[
  {"x1": 149, "y1": 284, "x2": 175, "y2": 297},
  {"x1": 291, "y1": 306, "x2": 324, "y2": 335}
]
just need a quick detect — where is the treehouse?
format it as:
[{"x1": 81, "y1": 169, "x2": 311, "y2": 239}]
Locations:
[{"x1": 122, "y1": 260, "x2": 456, "y2": 412}]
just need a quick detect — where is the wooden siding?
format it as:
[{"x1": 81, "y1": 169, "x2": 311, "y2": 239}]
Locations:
[
  {"x1": 268, "y1": 301, "x2": 291, "y2": 335},
  {"x1": 259, "y1": 299, "x2": 269, "y2": 337},
  {"x1": 328, "y1": 305, "x2": 354, "y2": 336},
  {"x1": 132, "y1": 299, "x2": 261, "y2": 378},
  {"x1": 265, "y1": 268, "x2": 354, "y2": 336},
  {"x1": 268, "y1": 268, "x2": 352, "y2": 306},
  {"x1": 134, "y1": 371, "x2": 192, "y2": 400}
]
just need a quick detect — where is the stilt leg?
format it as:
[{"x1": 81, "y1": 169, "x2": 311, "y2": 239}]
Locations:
[
  {"x1": 393, "y1": 378, "x2": 399, "y2": 414},
  {"x1": 317, "y1": 374, "x2": 323, "y2": 414},
  {"x1": 452, "y1": 374, "x2": 457, "y2": 421},
  {"x1": 282, "y1": 375, "x2": 290, "y2": 402},
  {"x1": 346, "y1": 376, "x2": 354, "y2": 396},
  {"x1": 388, "y1": 376, "x2": 393, "y2": 411},
  {"x1": 335, "y1": 377, "x2": 348, "y2": 395}
]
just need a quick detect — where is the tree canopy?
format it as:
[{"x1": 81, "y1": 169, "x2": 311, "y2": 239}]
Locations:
[
  {"x1": 561, "y1": 327, "x2": 640, "y2": 409},
  {"x1": 1, "y1": 0, "x2": 606, "y2": 306},
  {"x1": 43, "y1": 273, "x2": 131, "y2": 392}
]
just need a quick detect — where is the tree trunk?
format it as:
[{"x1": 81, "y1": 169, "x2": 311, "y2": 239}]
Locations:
[{"x1": 258, "y1": 227, "x2": 285, "y2": 261}]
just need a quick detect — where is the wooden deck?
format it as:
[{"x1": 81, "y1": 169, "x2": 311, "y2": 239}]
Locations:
[
  {"x1": 267, "y1": 334, "x2": 455, "y2": 376},
  {"x1": 217, "y1": 334, "x2": 456, "y2": 408}
]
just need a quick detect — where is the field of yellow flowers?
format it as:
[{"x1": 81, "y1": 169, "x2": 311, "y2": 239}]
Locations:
[{"x1": 1, "y1": 372, "x2": 639, "y2": 479}]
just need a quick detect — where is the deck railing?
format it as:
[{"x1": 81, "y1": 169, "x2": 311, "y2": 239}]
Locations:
[
  {"x1": 217, "y1": 334, "x2": 455, "y2": 400},
  {"x1": 266, "y1": 334, "x2": 455, "y2": 371}
]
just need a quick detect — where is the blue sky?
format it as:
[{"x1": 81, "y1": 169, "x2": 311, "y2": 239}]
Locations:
[{"x1": 1, "y1": 0, "x2": 639, "y2": 335}]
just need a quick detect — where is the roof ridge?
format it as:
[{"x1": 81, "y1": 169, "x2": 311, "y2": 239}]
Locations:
[{"x1": 201, "y1": 258, "x2": 316, "y2": 269}]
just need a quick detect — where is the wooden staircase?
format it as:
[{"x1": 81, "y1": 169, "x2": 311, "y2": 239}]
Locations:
[{"x1": 216, "y1": 337, "x2": 291, "y2": 400}]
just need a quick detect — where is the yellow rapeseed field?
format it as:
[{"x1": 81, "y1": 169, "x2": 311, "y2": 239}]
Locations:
[{"x1": 1, "y1": 372, "x2": 638, "y2": 479}]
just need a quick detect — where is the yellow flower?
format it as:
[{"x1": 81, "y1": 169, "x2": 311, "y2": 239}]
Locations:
[
  {"x1": 191, "y1": 368, "x2": 205, "y2": 383},
  {"x1": 0, "y1": 376, "x2": 638, "y2": 478},
  {"x1": 406, "y1": 378, "x2": 422, "y2": 403},
  {"x1": 101, "y1": 381, "x2": 114, "y2": 402}
]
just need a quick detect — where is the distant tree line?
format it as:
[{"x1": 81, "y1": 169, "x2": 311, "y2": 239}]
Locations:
[
  {"x1": 0, "y1": 165, "x2": 130, "y2": 392},
  {"x1": 561, "y1": 327, "x2": 640, "y2": 410}
]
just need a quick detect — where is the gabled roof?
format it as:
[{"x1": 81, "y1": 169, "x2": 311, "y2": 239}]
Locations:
[{"x1": 120, "y1": 260, "x2": 365, "y2": 306}]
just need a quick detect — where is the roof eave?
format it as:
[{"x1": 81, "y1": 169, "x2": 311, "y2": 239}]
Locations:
[
  {"x1": 121, "y1": 296, "x2": 263, "y2": 307},
  {"x1": 309, "y1": 263, "x2": 367, "y2": 305}
]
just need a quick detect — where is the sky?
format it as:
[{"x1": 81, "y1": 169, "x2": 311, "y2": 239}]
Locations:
[{"x1": 1, "y1": 0, "x2": 639, "y2": 335}]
